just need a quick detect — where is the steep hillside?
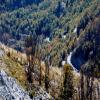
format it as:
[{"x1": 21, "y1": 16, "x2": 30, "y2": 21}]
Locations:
[
  {"x1": 0, "y1": 44, "x2": 52, "y2": 99},
  {"x1": 0, "y1": 70, "x2": 31, "y2": 100},
  {"x1": 0, "y1": 0, "x2": 43, "y2": 13},
  {"x1": 0, "y1": 0, "x2": 100, "y2": 67},
  {"x1": 71, "y1": 16, "x2": 100, "y2": 77},
  {"x1": 0, "y1": 0, "x2": 100, "y2": 99}
]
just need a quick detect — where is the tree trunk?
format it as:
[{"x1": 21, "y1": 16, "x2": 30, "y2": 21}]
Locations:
[
  {"x1": 90, "y1": 77, "x2": 94, "y2": 100},
  {"x1": 45, "y1": 60, "x2": 49, "y2": 93},
  {"x1": 80, "y1": 72, "x2": 85, "y2": 100},
  {"x1": 39, "y1": 60, "x2": 42, "y2": 86},
  {"x1": 86, "y1": 76, "x2": 90, "y2": 100}
]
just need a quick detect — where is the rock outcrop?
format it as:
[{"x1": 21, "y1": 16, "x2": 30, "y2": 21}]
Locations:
[
  {"x1": 0, "y1": 70, "x2": 31, "y2": 100},
  {"x1": 0, "y1": 70, "x2": 51, "y2": 100}
]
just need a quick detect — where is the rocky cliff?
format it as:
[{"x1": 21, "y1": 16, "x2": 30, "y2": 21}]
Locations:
[
  {"x1": 0, "y1": 70, "x2": 31, "y2": 100},
  {"x1": 0, "y1": 70, "x2": 51, "y2": 100}
]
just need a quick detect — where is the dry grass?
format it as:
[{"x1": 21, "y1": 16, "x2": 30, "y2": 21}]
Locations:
[
  {"x1": 2, "y1": 55, "x2": 27, "y2": 89},
  {"x1": 0, "y1": 44, "x2": 81, "y2": 99}
]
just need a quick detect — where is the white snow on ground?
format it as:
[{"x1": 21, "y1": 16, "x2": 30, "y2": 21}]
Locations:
[
  {"x1": 67, "y1": 52, "x2": 80, "y2": 76},
  {"x1": 67, "y1": 52, "x2": 78, "y2": 71}
]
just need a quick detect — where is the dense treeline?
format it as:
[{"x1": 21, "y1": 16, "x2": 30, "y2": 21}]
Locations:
[
  {"x1": 80, "y1": 17, "x2": 100, "y2": 77},
  {"x1": 0, "y1": 0, "x2": 100, "y2": 66},
  {"x1": 1, "y1": 0, "x2": 100, "y2": 99},
  {"x1": 0, "y1": 0, "x2": 43, "y2": 12},
  {"x1": 0, "y1": 0, "x2": 98, "y2": 39}
]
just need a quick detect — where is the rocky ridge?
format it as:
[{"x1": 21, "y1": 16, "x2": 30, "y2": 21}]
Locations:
[
  {"x1": 0, "y1": 70, "x2": 51, "y2": 100},
  {"x1": 0, "y1": 70, "x2": 31, "y2": 100}
]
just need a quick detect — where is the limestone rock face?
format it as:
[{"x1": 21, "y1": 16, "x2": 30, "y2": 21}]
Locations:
[
  {"x1": 0, "y1": 70, "x2": 31, "y2": 100},
  {"x1": 0, "y1": 70, "x2": 51, "y2": 100}
]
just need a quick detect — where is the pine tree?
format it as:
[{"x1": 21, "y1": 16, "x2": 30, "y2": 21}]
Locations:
[
  {"x1": 25, "y1": 34, "x2": 37, "y2": 84},
  {"x1": 80, "y1": 69, "x2": 85, "y2": 100},
  {"x1": 60, "y1": 64, "x2": 74, "y2": 100},
  {"x1": 44, "y1": 55, "x2": 50, "y2": 93},
  {"x1": 37, "y1": 38, "x2": 42, "y2": 86}
]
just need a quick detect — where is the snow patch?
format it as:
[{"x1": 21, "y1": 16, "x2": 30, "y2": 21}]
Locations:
[{"x1": 67, "y1": 52, "x2": 78, "y2": 72}]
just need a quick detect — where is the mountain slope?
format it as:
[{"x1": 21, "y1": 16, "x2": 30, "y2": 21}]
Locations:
[
  {"x1": 0, "y1": 0, "x2": 100, "y2": 67},
  {"x1": 0, "y1": 0, "x2": 43, "y2": 13},
  {"x1": 0, "y1": 70, "x2": 31, "y2": 100},
  {"x1": 71, "y1": 16, "x2": 100, "y2": 77}
]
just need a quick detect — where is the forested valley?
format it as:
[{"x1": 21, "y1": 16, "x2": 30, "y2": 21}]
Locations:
[{"x1": 0, "y1": 0, "x2": 100, "y2": 100}]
